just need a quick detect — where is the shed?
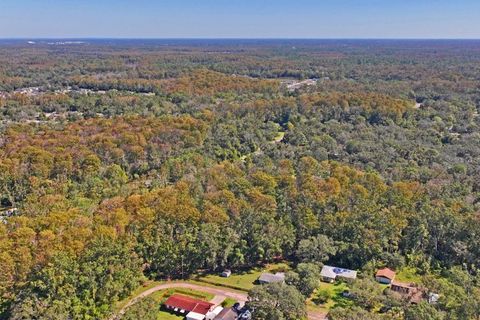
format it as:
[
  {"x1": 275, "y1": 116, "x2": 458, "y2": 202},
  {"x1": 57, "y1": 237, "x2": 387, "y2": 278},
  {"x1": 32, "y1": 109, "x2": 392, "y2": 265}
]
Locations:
[
  {"x1": 375, "y1": 268, "x2": 396, "y2": 284},
  {"x1": 221, "y1": 270, "x2": 232, "y2": 278}
]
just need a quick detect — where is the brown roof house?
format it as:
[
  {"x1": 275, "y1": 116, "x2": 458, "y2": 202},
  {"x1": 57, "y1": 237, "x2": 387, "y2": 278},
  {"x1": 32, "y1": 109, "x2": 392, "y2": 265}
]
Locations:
[
  {"x1": 375, "y1": 268, "x2": 396, "y2": 284},
  {"x1": 390, "y1": 281, "x2": 423, "y2": 304}
]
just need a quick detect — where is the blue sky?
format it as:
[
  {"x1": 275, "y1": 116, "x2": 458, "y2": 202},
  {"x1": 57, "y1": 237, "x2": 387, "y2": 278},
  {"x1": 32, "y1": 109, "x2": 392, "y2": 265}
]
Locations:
[{"x1": 0, "y1": 0, "x2": 479, "y2": 38}]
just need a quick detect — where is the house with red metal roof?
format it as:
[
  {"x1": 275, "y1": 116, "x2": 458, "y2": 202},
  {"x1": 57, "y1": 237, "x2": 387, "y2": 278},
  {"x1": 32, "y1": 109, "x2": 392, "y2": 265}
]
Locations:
[
  {"x1": 164, "y1": 294, "x2": 214, "y2": 320},
  {"x1": 375, "y1": 268, "x2": 396, "y2": 284}
]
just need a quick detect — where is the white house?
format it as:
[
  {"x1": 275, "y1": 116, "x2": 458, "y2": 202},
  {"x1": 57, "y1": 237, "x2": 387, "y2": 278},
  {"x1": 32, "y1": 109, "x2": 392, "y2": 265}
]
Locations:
[{"x1": 321, "y1": 265, "x2": 357, "y2": 283}]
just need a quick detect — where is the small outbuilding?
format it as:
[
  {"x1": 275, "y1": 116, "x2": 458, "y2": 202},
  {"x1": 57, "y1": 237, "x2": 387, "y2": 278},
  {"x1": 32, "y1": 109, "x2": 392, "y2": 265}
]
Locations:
[
  {"x1": 375, "y1": 268, "x2": 396, "y2": 284},
  {"x1": 221, "y1": 270, "x2": 232, "y2": 278}
]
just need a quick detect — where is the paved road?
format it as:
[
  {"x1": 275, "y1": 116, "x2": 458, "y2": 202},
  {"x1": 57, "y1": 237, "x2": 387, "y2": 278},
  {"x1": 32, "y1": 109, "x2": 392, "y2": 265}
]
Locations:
[{"x1": 113, "y1": 281, "x2": 327, "y2": 320}]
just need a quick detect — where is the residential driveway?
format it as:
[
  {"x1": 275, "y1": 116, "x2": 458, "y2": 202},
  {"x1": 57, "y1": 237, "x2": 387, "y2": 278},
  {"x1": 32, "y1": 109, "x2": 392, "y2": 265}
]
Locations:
[
  {"x1": 209, "y1": 294, "x2": 227, "y2": 306},
  {"x1": 113, "y1": 281, "x2": 328, "y2": 320}
]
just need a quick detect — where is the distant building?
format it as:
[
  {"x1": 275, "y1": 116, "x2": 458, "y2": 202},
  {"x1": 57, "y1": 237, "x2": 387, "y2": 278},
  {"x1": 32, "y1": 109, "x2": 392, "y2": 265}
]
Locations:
[
  {"x1": 285, "y1": 79, "x2": 318, "y2": 91},
  {"x1": 321, "y1": 265, "x2": 357, "y2": 283},
  {"x1": 258, "y1": 272, "x2": 285, "y2": 284},
  {"x1": 375, "y1": 268, "x2": 396, "y2": 284},
  {"x1": 14, "y1": 87, "x2": 41, "y2": 96},
  {"x1": 164, "y1": 294, "x2": 214, "y2": 320}
]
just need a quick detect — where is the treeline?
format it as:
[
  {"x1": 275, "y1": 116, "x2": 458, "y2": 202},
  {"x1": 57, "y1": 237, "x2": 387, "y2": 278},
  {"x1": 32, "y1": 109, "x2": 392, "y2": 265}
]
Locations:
[
  {"x1": 0, "y1": 40, "x2": 479, "y2": 319},
  {"x1": 1, "y1": 124, "x2": 479, "y2": 317}
]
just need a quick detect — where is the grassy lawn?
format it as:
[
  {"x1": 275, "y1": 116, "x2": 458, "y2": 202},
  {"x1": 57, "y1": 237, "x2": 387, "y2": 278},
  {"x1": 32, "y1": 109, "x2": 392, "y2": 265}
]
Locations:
[
  {"x1": 150, "y1": 287, "x2": 215, "y2": 304},
  {"x1": 221, "y1": 297, "x2": 237, "y2": 308},
  {"x1": 308, "y1": 281, "x2": 353, "y2": 312},
  {"x1": 157, "y1": 310, "x2": 183, "y2": 320},
  {"x1": 195, "y1": 262, "x2": 291, "y2": 291},
  {"x1": 186, "y1": 279, "x2": 249, "y2": 294},
  {"x1": 395, "y1": 266, "x2": 422, "y2": 283}
]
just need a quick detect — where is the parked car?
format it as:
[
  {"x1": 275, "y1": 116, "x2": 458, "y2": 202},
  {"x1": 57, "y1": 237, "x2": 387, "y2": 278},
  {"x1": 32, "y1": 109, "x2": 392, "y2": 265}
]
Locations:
[
  {"x1": 341, "y1": 290, "x2": 352, "y2": 298},
  {"x1": 240, "y1": 310, "x2": 251, "y2": 320},
  {"x1": 232, "y1": 302, "x2": 240, "y2": 311}
]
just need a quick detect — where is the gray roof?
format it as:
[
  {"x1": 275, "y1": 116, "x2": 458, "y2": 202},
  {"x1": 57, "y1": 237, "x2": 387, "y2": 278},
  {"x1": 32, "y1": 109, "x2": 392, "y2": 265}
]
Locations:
[
  {"x1": 321, "y1": 265, "x2": 357, "y2": 280},
  {"x1": 258, "y1": 272, "x2": 285, "y2": 283}
]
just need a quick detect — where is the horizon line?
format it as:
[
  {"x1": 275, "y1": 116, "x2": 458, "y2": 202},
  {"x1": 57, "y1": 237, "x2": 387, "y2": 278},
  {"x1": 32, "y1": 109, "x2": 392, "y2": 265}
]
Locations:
[{"x1": 1, "y1": 37, "x2": 480, "y2": 41}]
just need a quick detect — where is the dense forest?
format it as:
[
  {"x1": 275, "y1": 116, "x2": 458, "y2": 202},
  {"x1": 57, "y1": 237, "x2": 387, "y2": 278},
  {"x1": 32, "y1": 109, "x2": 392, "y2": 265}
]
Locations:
[{"x1": 0, "y1": 39, "x2": 479, "y2": 320}]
